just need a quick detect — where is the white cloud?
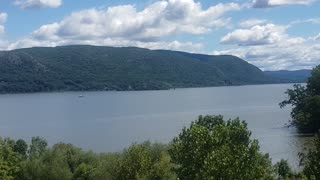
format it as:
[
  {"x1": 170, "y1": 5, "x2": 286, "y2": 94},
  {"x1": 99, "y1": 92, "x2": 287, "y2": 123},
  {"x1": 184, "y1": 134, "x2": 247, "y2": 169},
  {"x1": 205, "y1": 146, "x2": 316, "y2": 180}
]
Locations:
[
  {"x1": 14, "y1": 0, "x2": 62, "y2": 9},
  {"x1": 7, "y1": 0, "x2": 240, "y2": 51},
  {"x1": 215, "y1": 24, "x2": 319, "y2": 70},
  {"x1": 239, "y1": 19, "x2": 267, "y2": 27},
  {"x1": 312, "y1": 33, "x2": 320, "y2": 40},
  {"x1": 8, "y1": 38, "x2": 204, "y2": 53},
  {"x1": 290, "y1": 18, "x2": 320, "y2": 25},
  {"x1": 220, "y1": 24, "x2": 288, "y2": 46},
  {"x1": 0, "y1": 13, "x2": 7, "y2": 37},
  {"x1": 0, "y1": 40, "x2": 9, "y2": 50},
  {"x1": 0, "y1": 26, "x2": 4, "y2": 34},
  {"x1": 0, "y1": 13, "x2": 8, "y2": 24},
  {"x1": 215, "y1": 42, "x2": 320, "y2": 70},
  {"x1": 31, "y1": 1, "x2": 240, "y2": 40},
  {"x1": 252, "y1": 0, "x2": 315, "y2": 8},
  {"x1": 0, "y1": 23, "x2": 7, "y2": 48}
]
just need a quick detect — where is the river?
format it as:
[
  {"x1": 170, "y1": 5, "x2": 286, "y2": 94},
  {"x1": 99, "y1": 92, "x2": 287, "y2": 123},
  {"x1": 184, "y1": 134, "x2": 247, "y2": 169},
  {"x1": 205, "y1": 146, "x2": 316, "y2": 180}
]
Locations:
[{"x1": 0, "y1": 84, "x2": 313, "y2": 168}]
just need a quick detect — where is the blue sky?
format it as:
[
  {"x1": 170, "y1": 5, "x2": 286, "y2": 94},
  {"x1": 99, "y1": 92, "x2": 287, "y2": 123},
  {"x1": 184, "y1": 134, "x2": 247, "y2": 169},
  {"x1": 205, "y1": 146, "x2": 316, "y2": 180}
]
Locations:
[{"x1": 0, "y1": 0, "x2": 319, "y2": 70}]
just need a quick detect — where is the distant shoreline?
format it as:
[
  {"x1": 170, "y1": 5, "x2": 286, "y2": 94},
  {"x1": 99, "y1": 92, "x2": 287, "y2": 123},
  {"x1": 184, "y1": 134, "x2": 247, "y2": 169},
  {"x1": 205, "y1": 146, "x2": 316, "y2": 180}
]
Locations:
[{"x1": 0, "y1": 82, "x2": 304, "y2": 96}]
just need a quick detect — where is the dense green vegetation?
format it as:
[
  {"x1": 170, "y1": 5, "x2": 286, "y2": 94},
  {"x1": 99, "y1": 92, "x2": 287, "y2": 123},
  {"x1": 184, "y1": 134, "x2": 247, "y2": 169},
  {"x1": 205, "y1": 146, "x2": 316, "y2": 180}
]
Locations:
[
  {"x1": 300, "y1": 134, "x2": 320, "y2": 180},
  {"x1": 0, "y1": 45, "x2": 274, "y2": 93},
  {"x1": 169, "y1": 115, "x2": 274, "y2": 179},
  {"x1": 0, "y1": 115, "x2": 318, "y2": 179},
  {"x1": 274, "y1": 159, "x2": 293, "y2": 179},
  {"x1": 280, "y1": 65, "x2": 320, "y2": 133}
]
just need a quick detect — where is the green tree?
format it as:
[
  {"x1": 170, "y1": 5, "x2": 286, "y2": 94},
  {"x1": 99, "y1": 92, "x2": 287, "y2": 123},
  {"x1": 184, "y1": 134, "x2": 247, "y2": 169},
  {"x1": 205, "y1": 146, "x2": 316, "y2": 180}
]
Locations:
[
  {"x1": 274, "y1": 159, "x2": 292, "y2": 179},
  {"x1": 19, "y1": 143, "x2": 84, "y2": 180},
  {"x1": 73, "y1": 163, "x2": 96, "y2": 180},
  {"x1": 0, "y1": 138, "x2": 22, "y2": 180},
  {"x1": 169, "y1": 115, "x2": 274, "y2": 180},
  {"x1": 29, "y1": 137, "x2": 47, "y2": 159},
  {"x1": 307, "y1": 65, "x2": 320, "y2": 95},
  {"x1": 280, "y1": 65, "x2": 320, "y2": 133},
  {"x1": 300, "y1": 134, "x2": 320, "y2": 179},
  {"x1": 13, "y1": 139, "x2": 28, "y2": 158},
  {"x1": 115, "y1": 142, "x2": 176, "y2": 180},
  {"x1": 92, "y1": 153, "x2": 120, "y2": 180}
]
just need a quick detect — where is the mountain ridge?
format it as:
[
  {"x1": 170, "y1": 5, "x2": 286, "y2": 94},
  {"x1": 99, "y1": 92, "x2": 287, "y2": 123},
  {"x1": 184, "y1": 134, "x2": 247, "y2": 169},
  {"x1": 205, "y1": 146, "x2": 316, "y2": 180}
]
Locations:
[{"x1": 0, "y1": 45, "x2": 299, "y2": 94}]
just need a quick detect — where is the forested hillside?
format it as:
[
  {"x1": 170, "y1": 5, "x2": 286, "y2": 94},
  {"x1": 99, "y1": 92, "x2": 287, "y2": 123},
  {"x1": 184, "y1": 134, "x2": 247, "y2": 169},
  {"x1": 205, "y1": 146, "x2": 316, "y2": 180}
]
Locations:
[{"x1": 0, "y1": 45, "x2": 273, "y2": 93}]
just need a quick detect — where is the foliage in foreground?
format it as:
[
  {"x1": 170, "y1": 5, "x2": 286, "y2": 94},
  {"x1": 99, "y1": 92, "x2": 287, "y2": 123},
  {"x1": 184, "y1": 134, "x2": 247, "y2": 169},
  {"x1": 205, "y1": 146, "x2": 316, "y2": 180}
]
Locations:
[
  {"x1": 0, "y1": 115, "x2": 319, "y2": 180},
  {"x1": 0, "y1": 137, "x2": 177, "y2": 179},
  {"x1": 274, "y1": 159, "x2": 292, "y2": 179},
  {"x1": 300, "y1": 134, "x2": 320, "y2": 180},
  {"x1": 170, "y1": 115, "x2": 274, "y2": 180},
  {"x1": 280, "y1": 65, "x2": 320, "y2": 133}
]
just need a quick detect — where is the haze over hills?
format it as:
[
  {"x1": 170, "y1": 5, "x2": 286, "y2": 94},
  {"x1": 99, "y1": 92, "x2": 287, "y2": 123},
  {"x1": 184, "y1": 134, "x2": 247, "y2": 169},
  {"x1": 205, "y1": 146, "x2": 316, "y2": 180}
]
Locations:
[
  {"x1": 264, "y1": 70, "x2": 312, "y2": 83},
  {"x1": 0, "y1": 45, "x2": 307, "y2": 94}
]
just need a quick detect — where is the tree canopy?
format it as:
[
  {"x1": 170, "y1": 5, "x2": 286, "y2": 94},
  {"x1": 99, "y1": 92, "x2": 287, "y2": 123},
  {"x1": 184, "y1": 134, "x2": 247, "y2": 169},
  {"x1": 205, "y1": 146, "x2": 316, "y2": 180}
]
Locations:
[
  {"x1": 300, "y1": 134, "x2": 320, "y2": 180},
  {"x1": 280, "y1": 65, "x2": 320, "y2": 133},
  {"x1": 169, "y1": 115, "x2": 274, "y2": 180}
]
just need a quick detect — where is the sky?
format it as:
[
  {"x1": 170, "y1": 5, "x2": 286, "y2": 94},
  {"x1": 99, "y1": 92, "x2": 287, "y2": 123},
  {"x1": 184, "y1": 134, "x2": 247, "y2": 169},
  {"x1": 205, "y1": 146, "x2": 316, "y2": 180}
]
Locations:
[{"x1": 0, "y1": 0, "x2": 319, "y2": 70}]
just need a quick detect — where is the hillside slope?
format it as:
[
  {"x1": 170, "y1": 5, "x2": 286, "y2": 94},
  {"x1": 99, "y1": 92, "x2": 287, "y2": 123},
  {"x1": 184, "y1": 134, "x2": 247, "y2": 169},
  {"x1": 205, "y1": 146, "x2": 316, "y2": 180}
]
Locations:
[{"x1": 0, "y1": 45, "x2": 272, "y2": 93}]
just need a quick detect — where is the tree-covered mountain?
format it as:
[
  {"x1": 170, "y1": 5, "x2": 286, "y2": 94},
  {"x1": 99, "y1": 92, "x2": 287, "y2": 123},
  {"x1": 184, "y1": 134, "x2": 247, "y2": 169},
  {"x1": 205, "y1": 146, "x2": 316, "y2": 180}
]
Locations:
[
  {"x1": 0, "y1": 45, "x2": 274, "y2": 93},
  {"x1": 264, "y1": 70, "x2": 311, "y2": 83}
]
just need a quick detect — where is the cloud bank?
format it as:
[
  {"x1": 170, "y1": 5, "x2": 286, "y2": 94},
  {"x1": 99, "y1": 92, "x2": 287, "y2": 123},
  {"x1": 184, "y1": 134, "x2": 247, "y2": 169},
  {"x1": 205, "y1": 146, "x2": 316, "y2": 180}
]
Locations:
[
  {"x1": 0, "y1": 12, "x2": 8, "y2": 35},
  {"x1": 0, "y1": 12, "x2": 8, "y2": 49},
  {"x1": 14, "y1": 0, "x2": 62, "y2": 9},
  {"x1": 221, "y1": 24, "x2": 288, "y2": 46},
  {"x1": 8, "y1": 0, "x2": 240, "y2": 52},
  {"x1": 216, "y1": 21, "x2": 319, "y2": 70},
  {"x1": 252, "y1": 0, "x2": 315, "y2": 8}
]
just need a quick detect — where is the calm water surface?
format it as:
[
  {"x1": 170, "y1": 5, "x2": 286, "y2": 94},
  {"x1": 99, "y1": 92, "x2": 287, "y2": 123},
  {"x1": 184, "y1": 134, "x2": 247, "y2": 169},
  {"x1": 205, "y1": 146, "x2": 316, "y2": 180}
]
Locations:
[{"x1": 0, "y1": 84, "x2": 313, "y2": 168}]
